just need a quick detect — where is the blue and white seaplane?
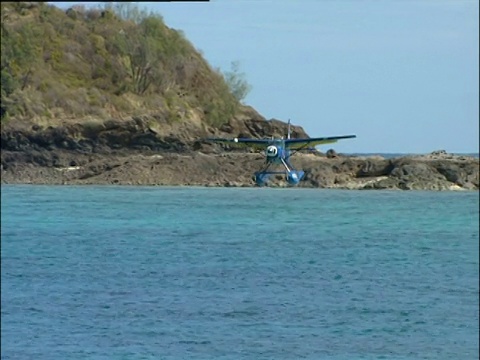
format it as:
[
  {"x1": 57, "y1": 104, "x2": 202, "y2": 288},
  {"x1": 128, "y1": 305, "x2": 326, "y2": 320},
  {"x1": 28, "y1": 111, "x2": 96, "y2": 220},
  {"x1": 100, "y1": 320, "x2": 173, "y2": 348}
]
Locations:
[{"x1": 207, "y1": 120, "x2": 356, "y2": 186}]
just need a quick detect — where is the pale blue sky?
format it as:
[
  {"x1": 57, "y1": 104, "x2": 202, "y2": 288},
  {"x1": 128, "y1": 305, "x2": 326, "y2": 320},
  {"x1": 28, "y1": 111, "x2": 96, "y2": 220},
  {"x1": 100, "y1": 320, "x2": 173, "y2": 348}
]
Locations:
[{"x1": 53, "y1": 1, "x2": 479, "y2": 153}]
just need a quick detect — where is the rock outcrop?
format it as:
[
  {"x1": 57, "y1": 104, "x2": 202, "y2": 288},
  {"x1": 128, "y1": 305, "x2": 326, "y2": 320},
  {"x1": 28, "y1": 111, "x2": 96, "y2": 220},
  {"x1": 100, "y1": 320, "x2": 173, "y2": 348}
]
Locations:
[{"x1": 1, "y1": 116, "x2": 478, "y2": 191}]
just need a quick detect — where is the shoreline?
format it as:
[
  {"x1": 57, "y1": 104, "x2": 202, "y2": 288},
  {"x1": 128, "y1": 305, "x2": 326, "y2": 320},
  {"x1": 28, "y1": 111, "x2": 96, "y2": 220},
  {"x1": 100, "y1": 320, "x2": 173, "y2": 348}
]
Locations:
[
  {"x1": 2, "y1": 151, "x2": 478, "y2": 191},
  {"x1": 0, "y1": 183, "x2": 475, "y2": 192}
]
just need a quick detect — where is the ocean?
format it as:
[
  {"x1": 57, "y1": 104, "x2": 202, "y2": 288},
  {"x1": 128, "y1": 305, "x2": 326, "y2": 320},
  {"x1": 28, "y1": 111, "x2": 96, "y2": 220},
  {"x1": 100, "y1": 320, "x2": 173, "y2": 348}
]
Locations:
[{"x1": 1, "y1": 185, "x2": 478, "y2": 360}]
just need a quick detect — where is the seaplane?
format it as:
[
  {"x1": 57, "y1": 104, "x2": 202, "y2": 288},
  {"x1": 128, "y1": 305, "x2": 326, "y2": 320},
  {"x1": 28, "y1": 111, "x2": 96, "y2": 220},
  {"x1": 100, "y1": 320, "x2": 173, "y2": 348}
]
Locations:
[{"x1": 206, "y1": 120, "x2": 356, "y2": 186}]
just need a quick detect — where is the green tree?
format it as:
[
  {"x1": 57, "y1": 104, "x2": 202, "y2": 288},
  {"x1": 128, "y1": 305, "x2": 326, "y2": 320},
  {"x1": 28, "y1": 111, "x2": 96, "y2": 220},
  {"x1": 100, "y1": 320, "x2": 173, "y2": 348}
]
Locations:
[
  {"x1": 223, "y1": 61, "x2": 252, "y2": 102},
  {"x1": 101, "y1": 2, "x2": 157, "y2": 24},
  {"x1": 1, "y1": 13, "x2": 39, "y2": 120},
  {"x1": 1, "y1": 22, "x2": 37, "y2": 94},
  {"x1": 103, "y1": 2, "x2": 169, "y2": 95}
]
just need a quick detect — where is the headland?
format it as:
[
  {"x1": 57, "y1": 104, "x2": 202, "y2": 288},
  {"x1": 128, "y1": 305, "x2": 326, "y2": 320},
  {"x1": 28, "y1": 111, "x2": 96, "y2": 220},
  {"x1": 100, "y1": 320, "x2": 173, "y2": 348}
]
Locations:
[{"x1": 1, "y1": 3, "x2": 478, "y2": 190}]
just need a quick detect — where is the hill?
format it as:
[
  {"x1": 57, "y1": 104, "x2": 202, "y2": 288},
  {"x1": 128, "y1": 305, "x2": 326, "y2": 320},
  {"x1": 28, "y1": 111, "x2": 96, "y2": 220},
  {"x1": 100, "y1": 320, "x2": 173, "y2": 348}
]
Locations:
[
  {"x1": 1, "y1": 2, "x2": 308, "y2": 146},
  {"x1": 2, "y1": 2, "x2": 239, "y2": 126}
]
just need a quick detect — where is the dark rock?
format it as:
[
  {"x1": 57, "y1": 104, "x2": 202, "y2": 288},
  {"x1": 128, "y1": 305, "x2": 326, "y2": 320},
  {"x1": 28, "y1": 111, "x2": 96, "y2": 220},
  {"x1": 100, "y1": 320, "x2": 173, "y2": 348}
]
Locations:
[
  {"x1": 357, "y1": 159, "x2": 394, "y2": 177},
  {"x1": 326, "y1": 149, "x2": 338, "y2": 158},
  {"x1": 431, "y1": 149, "x2": 447, "y2": 156},
  {"x1": 434, "y1": 163, "x2": 463, "y2": 184}
]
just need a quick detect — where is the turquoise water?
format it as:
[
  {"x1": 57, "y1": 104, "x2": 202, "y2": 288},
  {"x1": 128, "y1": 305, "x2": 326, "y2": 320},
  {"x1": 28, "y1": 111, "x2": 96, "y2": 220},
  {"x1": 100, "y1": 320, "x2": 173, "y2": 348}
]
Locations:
[{"x1": 1, "y1": 185, "x2": 479, "y2": 360}]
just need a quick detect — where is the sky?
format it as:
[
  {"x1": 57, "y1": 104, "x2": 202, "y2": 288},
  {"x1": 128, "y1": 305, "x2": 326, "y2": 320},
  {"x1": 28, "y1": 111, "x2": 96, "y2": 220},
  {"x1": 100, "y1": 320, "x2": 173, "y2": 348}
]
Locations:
[{"x1": 52, "y1": 1, "x2": 479, "y2": 153}]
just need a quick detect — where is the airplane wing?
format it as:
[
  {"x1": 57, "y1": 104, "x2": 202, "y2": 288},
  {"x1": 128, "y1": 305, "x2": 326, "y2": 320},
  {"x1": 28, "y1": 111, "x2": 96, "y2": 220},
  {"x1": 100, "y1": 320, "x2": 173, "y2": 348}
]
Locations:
[
  {"x1": 285, "y1": 135, "x2": 356, "y2": 150},
  {"x1": 205, "y1": 137, "x2": 272, "y2": 150}
]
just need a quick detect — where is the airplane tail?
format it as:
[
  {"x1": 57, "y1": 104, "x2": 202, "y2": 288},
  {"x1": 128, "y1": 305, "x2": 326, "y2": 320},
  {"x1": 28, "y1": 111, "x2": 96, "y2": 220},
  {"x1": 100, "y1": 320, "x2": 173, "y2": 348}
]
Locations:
[{"x1": 287, "y1": 119, "x2": 291, "y2": 140}]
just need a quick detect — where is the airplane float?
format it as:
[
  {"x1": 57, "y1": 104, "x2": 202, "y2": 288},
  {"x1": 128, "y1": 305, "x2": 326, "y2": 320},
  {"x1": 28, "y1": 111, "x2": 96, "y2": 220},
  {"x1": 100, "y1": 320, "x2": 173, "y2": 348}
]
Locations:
[{"x1": 206, "y1": 120, "x2": 356, "y2": 186}]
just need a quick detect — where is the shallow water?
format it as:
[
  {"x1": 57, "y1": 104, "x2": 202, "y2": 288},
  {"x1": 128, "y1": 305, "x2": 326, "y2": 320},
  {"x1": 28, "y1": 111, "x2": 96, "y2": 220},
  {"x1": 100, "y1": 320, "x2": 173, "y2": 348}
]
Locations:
[{"x1": 1, "y1": 185, "x2": 479, "y2": 359}]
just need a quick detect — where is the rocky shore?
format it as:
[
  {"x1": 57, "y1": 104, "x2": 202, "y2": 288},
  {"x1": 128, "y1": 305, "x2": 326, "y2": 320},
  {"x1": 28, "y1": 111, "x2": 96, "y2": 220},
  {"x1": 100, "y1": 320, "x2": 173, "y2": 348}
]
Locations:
[
  {"x1": 2, "y1": 147, "x2": 478, "y2": 191},
  {"x1": 1, "y1": 116, "x2": 478, "y2": 190}
]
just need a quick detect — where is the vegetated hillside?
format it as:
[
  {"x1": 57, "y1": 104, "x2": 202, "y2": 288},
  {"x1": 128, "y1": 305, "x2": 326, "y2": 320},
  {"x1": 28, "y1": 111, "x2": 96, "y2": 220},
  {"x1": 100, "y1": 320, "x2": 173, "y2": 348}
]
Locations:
[{"x1": 0, "y1": 1, "x2": 247, "y2": 130}]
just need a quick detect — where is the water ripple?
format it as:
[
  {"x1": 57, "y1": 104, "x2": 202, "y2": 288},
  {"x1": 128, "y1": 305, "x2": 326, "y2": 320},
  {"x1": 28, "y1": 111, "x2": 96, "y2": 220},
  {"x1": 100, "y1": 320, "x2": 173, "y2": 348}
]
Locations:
[{"x1": 1, "y1": 186, "x2": 479, "y2": 359}]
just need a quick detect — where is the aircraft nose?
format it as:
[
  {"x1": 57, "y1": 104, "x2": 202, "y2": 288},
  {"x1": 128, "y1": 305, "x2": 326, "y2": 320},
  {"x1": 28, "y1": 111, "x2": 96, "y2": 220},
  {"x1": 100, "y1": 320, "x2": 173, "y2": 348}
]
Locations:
[{"x1": 266, "y1": 145, "x2": 278, "y2": 157}]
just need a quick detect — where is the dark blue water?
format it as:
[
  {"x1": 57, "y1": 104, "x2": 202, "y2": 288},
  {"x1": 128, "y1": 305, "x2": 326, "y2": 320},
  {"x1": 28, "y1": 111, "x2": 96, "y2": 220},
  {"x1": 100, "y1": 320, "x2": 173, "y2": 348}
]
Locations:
[{"x1": 1, "y1": 186, "x2": 479, "y2": 359}]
